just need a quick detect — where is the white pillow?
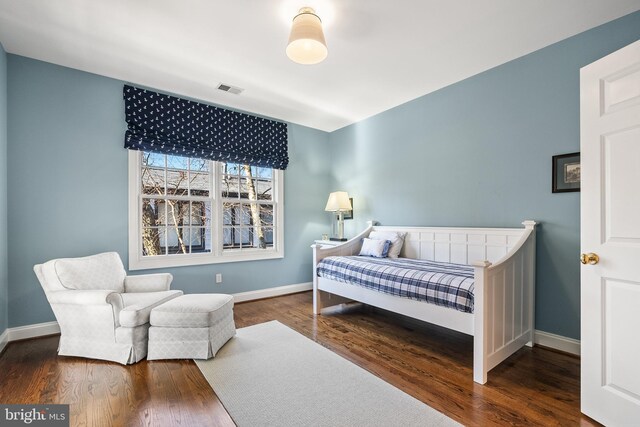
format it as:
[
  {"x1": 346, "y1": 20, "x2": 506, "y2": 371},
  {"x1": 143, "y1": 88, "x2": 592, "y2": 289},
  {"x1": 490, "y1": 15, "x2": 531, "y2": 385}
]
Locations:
[
  {"x1": 359, "y1": 238, "x2": 391, "y2": 258},
  {"x1": 368, "y1": 231, "x2": 406, "y2": 258}
]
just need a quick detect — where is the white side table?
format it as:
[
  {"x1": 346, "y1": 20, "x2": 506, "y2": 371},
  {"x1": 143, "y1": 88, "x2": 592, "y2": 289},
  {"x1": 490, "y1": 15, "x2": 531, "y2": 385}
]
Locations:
[{"x1": 313, "y1": 239, "x2": 344, "y2": 248}]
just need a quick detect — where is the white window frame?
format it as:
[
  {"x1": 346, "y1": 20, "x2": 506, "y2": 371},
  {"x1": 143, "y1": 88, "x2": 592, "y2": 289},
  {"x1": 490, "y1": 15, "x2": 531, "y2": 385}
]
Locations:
[{"x1": 128, "y1": 150, "x2": 284, "y2": 270}]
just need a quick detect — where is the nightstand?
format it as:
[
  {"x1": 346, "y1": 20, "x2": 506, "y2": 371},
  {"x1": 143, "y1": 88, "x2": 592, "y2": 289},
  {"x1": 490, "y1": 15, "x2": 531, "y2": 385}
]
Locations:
[{"x1": 313, "y1": 239, "x2": 344, "y2": 248}]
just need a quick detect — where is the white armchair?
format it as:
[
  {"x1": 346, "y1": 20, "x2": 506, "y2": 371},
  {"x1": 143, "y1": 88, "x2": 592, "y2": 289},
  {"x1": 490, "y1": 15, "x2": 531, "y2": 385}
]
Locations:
[{"x1": 34, "y1": 252, "x2": 182, "y2": 364}]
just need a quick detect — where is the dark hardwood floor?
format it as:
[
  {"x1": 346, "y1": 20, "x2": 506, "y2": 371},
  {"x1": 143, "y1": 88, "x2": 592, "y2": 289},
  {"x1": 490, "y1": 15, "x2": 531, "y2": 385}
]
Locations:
[{"x1": 0, "y1": 291, "x2": 598, "y2": 426}]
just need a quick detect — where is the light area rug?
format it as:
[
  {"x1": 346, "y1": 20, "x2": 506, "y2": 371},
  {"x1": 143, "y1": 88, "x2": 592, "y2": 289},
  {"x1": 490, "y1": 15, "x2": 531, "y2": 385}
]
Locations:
[{"x1": 195, "y1": 320, "x2": 460, "y2": 427}]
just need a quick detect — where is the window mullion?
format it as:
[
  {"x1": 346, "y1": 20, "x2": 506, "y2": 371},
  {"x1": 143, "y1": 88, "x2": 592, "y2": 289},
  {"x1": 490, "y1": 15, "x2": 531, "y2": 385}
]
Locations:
[
  {"x1": 187, "y1": 158, "x2": 192, "y2": 255},
  {"x1": 137, "y1": 152, "x2": 144, "y2": 259},
  {"x1": 163, "y1": 195, "x2": 168, "y2": 256},
  {"x1": 212, "y1": 160, "x2": 221, "y2": 257}
]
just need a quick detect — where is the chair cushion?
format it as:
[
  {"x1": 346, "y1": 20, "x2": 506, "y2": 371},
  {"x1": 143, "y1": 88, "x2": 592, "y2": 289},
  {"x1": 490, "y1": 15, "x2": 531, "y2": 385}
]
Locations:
[
  {"x1": 118, "y1": 290, "x2": 183, "y2": 328},
  {"x1": 55, "y1": 252, "x2": 126, "y2": 291},
  {"x1": 150, "y1": 294, "x2": 234, "y2": 328}
]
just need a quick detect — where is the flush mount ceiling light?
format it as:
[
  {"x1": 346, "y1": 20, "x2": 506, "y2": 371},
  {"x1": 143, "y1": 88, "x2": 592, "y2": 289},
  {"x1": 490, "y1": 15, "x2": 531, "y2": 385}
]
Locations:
[{"x1": 286, "y1": 7, "x2": 328, "y2": 65}]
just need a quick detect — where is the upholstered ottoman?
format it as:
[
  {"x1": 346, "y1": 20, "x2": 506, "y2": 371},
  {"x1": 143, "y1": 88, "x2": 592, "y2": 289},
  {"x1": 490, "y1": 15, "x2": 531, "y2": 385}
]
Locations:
[{"x1": 147, "y1": 294, "x2": 235, "y2": 360}]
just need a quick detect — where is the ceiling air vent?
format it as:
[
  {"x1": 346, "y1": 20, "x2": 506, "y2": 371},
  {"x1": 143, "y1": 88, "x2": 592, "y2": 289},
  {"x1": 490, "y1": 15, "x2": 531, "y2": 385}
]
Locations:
[{"x1": 217, "y1": 83, "x2": 244, "y2": 95}]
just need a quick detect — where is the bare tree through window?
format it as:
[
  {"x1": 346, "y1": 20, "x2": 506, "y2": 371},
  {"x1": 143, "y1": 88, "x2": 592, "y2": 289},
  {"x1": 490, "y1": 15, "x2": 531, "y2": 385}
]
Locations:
[
  {"x1": 221, "y1": 163, "x2": 274, "y2": 250},
  {"x1": 139, "y1": 152, "x2": 275, "y2": 257},
  {"x1": 141, "y1": 152, "x2": 210, "y2": 256}
]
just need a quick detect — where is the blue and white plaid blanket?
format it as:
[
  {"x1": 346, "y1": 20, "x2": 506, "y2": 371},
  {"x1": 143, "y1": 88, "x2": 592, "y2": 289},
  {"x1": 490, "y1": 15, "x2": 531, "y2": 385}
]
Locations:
[{"x1": 317, "y1": 256, "x2": 475, "y2": 313}]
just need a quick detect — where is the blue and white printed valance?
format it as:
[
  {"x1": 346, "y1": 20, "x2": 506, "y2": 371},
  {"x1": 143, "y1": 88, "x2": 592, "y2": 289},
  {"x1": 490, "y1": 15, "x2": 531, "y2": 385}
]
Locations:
[{"x1": 123, "y1": 85, "x2": 289, "y2": 169}]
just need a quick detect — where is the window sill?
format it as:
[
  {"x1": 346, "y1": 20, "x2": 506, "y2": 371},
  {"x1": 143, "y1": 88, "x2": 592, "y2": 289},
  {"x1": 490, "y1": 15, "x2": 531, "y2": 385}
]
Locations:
[{"x1": 129, "y1": 250, "x2": 284, "y2": 271}]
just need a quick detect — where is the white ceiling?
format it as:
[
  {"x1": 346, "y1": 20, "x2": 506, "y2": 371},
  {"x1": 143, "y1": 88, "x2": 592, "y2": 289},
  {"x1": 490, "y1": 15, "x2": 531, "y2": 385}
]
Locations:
[{"x1": 0, "y1": 1, "x2": 639, "y2": 132}]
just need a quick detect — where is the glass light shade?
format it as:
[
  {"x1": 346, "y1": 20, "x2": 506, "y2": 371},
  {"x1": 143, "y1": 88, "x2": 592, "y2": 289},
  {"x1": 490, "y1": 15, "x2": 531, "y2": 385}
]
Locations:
[
  {"x1": 325, "y1": 191, "x2": 352, "y2": 212},
  {"x1": 286, "y1": 7, "x2": 328, "y2": 65}
]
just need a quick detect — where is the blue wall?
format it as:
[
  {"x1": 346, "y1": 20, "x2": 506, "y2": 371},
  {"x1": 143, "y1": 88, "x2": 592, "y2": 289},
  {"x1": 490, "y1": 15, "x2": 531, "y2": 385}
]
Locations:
[
  {"x1": 0, "y1": 42, "x2": 7, "y2": 336},
  {"x1": 7, "y1": 56, "x2": 330, "y2": 327},
  {"x1": 329, "y1": 11, "x2": 640, "y2": 340},
  {"x1": 4, "y1": 12, "x2": 640, "y2": 337}
]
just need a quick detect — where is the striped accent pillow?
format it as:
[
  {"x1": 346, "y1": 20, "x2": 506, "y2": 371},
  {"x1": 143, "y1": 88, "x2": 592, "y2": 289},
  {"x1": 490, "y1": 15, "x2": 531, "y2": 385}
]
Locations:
[
  {"x1": 359, "y1": 238, "x2": 391, "y2": 258},
  {"x1": 368, "y1": 231, "x2": 406, "y2": 258}
]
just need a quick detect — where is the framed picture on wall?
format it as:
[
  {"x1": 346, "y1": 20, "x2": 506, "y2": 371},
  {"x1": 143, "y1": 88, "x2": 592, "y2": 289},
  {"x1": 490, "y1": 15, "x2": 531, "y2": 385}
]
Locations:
[
  {"x1": 336, "y1": 198, "x2": 354, "y2": 220},
  {"x1": 343, "y1": 198, "x2": 354, "y2": 220},
  {"x1": 552, "y1": 152, "x2": 580, "y2": 193}
]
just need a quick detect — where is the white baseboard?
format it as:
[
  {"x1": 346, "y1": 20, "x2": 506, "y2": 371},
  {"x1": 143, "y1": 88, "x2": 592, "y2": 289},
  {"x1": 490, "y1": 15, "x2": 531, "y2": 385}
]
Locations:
[
  {"x1": 0, "y1": 287, "x2": 580, "y2": 358},
  {"x1": 0, "y1": 284, "x2": 313, "y2": 344},
  {"x1": 8, "y1": 321, "x2": 61, "y2": 342},
  {"x1": 534, "y1": 330, "x2": 580, "y2": 356},
  {"x1": 0, "y1": 329, "x2": 8, "y2": 354},
  {"x1": 233, "y1": 282, "x2": 312, "y2": 303}
]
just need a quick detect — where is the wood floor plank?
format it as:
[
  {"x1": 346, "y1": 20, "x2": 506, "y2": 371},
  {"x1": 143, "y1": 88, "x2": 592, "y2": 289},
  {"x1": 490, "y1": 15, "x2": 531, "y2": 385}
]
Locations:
[{"x1": 0, "y1": 291, "x2": 599, "y2": 426}]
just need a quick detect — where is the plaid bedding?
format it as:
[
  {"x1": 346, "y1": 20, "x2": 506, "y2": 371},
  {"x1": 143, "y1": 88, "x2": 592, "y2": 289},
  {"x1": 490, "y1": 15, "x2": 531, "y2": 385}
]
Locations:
[{"x1": 316, "y1": 256, "x2": 475, "y2": 313}]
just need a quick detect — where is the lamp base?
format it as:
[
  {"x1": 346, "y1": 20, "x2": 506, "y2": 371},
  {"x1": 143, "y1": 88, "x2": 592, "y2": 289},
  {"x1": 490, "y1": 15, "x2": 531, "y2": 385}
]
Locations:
[{"x1": 329, "y1": 237, "x2": 348, "y2": 242}]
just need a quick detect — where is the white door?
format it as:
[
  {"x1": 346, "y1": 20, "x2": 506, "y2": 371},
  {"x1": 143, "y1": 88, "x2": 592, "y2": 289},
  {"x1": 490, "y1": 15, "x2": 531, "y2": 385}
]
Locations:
[{"x1": 580, "y1": 39, "x2": 640, "y2": 426}]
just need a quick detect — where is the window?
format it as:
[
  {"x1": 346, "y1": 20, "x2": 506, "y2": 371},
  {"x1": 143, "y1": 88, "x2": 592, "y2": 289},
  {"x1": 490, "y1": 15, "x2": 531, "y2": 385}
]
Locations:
[{"x1": 129, "y1": 151, "x2": 283, "y2": 269}]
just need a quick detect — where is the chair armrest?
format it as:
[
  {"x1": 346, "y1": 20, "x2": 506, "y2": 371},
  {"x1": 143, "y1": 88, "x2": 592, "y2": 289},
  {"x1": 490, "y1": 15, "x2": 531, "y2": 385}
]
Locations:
[
  {"x1": 46, "y1": 289, "x2": 119, "y2": 305},
  {"x1": 124, "y1": 273, "x2": 173, "y2": 293}
]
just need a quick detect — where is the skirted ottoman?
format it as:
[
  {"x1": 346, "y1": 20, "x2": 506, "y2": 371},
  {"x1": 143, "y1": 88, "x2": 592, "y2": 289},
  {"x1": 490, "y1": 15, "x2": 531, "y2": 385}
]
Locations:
[{"x1": 147, "y1": 293, "x2": 236, "y2": 360}]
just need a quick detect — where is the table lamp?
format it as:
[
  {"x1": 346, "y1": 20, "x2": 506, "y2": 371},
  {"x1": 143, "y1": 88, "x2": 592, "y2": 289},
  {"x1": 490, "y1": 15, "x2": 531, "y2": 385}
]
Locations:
[{"x1": 325, "y1": 191, "x2": 352, "y2": 241}]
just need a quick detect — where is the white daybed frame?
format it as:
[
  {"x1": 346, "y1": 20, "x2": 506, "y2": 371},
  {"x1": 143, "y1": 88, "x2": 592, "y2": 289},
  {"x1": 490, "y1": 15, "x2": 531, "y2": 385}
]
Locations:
[{"x1": 312, "y1": 220, "x2": 537, "y2": 384}]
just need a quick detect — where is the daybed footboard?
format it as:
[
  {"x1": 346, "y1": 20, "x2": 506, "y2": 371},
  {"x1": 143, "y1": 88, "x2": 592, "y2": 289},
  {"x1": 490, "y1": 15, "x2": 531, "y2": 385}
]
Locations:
[{"x1": 472, "y1": 220, "x2": 536, "y2": 384}]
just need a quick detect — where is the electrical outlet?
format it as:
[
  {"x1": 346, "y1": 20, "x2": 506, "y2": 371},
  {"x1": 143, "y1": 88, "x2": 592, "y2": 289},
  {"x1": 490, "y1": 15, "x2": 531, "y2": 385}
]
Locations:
[{"x1": 215, "y1": 273, "x2": 223, "y2": 284}]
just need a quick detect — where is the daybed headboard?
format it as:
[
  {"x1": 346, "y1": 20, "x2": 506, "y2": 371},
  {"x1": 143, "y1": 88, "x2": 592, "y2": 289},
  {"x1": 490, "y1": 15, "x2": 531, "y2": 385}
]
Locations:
[
  {"x1": 375, "y1": 224, "x2": 529, "y2": 265},
  {"x1": 313, "y1": 221, "x2": 537, "y2": 266}
]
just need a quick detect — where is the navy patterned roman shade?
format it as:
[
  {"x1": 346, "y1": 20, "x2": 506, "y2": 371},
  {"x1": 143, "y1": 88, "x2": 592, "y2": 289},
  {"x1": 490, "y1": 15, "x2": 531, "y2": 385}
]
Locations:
[{"x1": 123, "y1": 85, "x2": 289, "y2": 169}]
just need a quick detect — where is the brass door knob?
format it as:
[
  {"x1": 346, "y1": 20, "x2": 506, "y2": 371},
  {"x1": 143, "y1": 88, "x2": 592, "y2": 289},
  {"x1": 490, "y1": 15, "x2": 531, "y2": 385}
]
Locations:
[{"x1": 580, "y1": 253, "x2": 599, "y2": 265}]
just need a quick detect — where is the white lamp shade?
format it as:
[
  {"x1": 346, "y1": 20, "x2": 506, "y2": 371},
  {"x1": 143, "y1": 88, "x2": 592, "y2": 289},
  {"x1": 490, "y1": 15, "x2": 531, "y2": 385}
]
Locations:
[
  {"x1": 286, "y1": 7, "x2": 328, "y2": 65},
  {"x1": 325, "y1": 191, "x2": 352, "y2": 212}
]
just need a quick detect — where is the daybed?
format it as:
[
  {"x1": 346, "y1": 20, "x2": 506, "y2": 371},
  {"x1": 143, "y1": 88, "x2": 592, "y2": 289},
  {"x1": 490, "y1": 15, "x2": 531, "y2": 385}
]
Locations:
[{"x1": 312, "y1": 220, "x2": 537, "y2": 384}]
